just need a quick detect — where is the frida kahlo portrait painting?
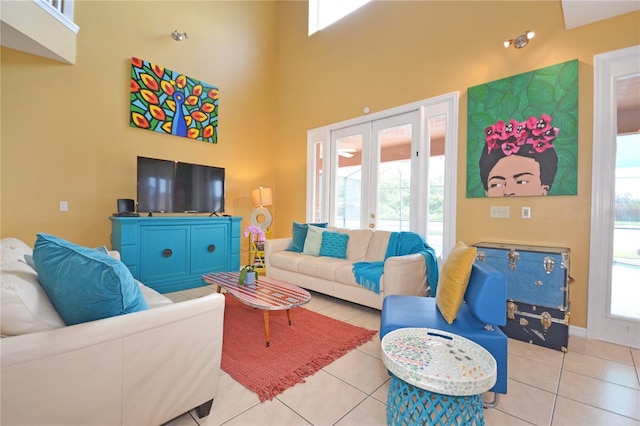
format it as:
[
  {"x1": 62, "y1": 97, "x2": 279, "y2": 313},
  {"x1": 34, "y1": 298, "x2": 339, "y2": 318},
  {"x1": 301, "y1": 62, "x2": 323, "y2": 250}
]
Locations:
[{"x1": 466, "y1": 59, "x2": 578, "y2": 197}]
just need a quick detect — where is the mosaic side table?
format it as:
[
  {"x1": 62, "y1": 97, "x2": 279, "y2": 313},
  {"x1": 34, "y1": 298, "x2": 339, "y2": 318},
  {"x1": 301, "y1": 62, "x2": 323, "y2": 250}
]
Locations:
[{"x1": 381, "y1": 328, "x2": 497, "y2": 426}]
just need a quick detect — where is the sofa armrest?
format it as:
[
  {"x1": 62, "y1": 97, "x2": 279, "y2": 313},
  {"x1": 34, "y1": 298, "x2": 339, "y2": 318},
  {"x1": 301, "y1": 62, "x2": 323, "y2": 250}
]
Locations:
[
  {"x1": 383, "y1": 253, "x2": 428, "y2": 297},
  {"x1": 1, "y1": 293, "x2": 225, "y2": 426},
  {"x1": 265, "y1": 238, "x2": 291, "y2": 269}
]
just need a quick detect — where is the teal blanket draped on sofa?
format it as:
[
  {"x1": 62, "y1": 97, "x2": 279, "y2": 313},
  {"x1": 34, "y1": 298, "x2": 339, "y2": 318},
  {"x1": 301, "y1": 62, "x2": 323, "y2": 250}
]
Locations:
[{"x1": 352, "y1": 232, "x2": 439, "y2": 296}]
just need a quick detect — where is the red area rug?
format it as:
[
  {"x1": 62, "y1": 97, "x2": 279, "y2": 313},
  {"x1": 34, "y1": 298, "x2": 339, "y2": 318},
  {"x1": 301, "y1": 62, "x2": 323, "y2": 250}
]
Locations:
[{"x1": 220, "y1": 294, "x2": 377, "y2": 402}]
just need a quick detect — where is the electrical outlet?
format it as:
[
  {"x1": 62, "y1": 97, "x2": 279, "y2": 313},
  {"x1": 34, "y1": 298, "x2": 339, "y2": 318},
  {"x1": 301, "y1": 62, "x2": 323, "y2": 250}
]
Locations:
[
  {"x1": 59, "y1": 201, "x2": 68, "y2": 212},
  {"x1": 522, "y1": 207, "x2": 531, "y2": 219},
  {"x1": 490, "y1": 206, "x2": 510, "y2": 218}
]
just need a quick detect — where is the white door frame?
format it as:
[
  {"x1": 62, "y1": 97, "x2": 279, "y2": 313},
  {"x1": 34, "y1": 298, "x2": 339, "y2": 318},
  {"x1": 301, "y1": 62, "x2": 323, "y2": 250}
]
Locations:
[
  {"x1": 306, "y1": 92, "x2": 459, "y2": 257},
  {"x1": 587, "y1": 45, "x2": 640, "y2": 348}
]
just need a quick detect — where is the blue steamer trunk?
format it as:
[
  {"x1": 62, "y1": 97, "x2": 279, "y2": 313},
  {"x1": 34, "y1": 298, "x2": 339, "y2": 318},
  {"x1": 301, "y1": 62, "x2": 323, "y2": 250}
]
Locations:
[
  {"x1": 473, "y1": 242, "x2": 571, "y2": 352},
  {"x1": 501, "y1": 301, "x2": 570, "y2": 352}
]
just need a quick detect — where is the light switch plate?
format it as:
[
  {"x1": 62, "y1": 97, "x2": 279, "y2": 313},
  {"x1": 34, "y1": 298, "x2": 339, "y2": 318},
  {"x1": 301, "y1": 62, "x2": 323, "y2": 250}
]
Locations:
[{"x1": 490, "y1": 206, "x2": 510, "y2": 218}]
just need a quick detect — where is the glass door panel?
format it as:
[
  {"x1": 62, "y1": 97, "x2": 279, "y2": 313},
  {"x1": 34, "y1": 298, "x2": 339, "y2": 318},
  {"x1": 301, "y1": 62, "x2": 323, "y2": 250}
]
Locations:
[
  {"x1": 333, "y1": 124, "x2": 367, "y2": 229},
  {"x1": 370, "y1": 112, "x2": 419, "y2": 231},
  {"x1": 375, "y1": 122, "x2": 413, "y2": 231},
  {"x1": 611, "y1": 132, "x2": 640, "y2": 320}
]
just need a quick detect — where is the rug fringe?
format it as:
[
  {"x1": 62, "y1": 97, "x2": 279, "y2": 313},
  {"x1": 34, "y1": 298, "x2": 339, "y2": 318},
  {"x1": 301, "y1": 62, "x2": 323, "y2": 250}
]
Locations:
[{"x1": 255, "y1": 330, "x2": 377, "y2": 402}]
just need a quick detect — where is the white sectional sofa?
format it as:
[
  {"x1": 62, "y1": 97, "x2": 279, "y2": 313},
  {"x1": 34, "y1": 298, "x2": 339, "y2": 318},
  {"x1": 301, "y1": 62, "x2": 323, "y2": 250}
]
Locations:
[
  {"x1": 265, "y1": 227, "x2": 436, "y2": 310},
  {"x1": 1, "y1": 237, "x2": 225, "y2": 426}
]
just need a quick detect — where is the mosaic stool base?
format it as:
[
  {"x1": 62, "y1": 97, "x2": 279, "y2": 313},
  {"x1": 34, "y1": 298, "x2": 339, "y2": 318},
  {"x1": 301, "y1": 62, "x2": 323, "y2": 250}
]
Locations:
[{"x1": 387, "y1": 375, "x2": 485, "y2": 426}]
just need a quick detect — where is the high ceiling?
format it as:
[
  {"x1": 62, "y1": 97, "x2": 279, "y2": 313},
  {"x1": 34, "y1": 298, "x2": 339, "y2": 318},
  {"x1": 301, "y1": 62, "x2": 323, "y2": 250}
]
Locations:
[{"x1": 561, "y1": 0, "x2": 640, "y2": 29}]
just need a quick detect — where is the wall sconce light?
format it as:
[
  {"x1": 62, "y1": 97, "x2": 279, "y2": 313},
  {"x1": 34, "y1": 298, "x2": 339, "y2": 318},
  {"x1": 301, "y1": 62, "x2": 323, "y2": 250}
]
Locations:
[
  {"x1": 250, "y1": 186, "x2": 273, "y2": 231},
  {"x1": 172, "y1": 30, "x2": 188, "y2": 41},
  {"x1": 504, "y1": 30, "x2": 535, "y2": 49}
]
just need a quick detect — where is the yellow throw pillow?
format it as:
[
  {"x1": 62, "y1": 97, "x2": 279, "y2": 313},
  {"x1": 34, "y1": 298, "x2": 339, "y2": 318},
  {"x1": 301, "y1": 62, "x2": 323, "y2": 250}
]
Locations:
[{"x1": 436, "y1": 241, "x2": 477, "y2": 324}]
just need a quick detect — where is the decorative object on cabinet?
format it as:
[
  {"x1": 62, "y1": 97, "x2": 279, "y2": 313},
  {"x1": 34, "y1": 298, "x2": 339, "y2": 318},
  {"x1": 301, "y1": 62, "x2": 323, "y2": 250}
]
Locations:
[
  {"x1": 473, "y1": 242, "x2": 571, "y2": 352},
  {"x1": 130, "y1": 57, "x2": 219, "y2": 143},
  {"x1": 466, "y1": 59, "x2": 578, "y2": 198},
  {"x1": 250, "y1": 186, "x2": 273, "y2": 232},
  {"x1": 110, "y1": 216, "x2": 241, "y2": 293},
  {"x1": 243, "y1": 224, "x2": 266, "y2": 275}
]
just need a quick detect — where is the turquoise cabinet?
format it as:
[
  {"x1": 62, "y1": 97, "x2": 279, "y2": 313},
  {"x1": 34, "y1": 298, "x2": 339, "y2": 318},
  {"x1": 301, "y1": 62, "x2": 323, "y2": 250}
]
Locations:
[{"x1": 110, "y1": 216, "x2": 241, "y2": 293}]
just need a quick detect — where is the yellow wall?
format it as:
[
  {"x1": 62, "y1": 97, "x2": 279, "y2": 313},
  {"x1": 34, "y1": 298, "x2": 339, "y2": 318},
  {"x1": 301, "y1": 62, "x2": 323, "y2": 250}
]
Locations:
[
  {"x1": 2, "y1": 1, "x2": 639, "y2": 328},
  {"x1": 1, "y1": 1, "x2": 277, "y2": 248},
  {"x1": 273, "y1": 1, "x2": 640, "y2": 328}
]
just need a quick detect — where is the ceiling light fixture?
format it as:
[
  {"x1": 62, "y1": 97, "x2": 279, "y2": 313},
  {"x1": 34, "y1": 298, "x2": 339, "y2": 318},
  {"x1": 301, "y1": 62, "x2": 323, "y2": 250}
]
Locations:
[
  {"x1": 504, "y1": 30, "x2": 535, "y2": 49},
  {"x1": 172, "y1": 30, "x2": 188, "y2": 41}
]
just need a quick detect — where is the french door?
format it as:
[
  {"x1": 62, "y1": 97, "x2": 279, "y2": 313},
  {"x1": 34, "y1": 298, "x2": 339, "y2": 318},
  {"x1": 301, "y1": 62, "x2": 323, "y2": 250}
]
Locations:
[
  {"x1": 307, "y1": 93, "x2": 459, "y2": 259},
  {"x1": 332, "y1": 112, "x2": 419, "y2": 232},
  {"x1": 588, "y1": 45, "x2": 640, "y2": 348}
]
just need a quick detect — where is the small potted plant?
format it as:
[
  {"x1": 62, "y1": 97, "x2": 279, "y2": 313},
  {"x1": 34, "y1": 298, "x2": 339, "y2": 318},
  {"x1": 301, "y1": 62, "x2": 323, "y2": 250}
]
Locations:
[{"x1": 239, "y1": 264, "x2": 256, "y2": 285}]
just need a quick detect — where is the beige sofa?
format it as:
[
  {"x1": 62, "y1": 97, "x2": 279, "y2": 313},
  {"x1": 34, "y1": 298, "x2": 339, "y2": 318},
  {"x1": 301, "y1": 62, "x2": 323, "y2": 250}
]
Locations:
[
  {"x1": 265, "y1": 228, "x2": 431, "y2": 310},
  {"x1": 1, "y1": 238, "x2": 224, "y2": 426}
]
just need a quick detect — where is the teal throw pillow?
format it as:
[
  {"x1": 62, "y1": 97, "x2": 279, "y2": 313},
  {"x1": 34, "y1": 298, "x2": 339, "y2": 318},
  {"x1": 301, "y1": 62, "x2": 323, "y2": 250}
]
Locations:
[
  {"x1": 33, "y1": 233, "x2": 148, "y2": 326},
  {"x1": 302, "y1": 225, "x2": 325, "y2": 256},
  {"x1": 319, "y1": 231, "x2": 349, "y2": 259},
  {"x1": 286, "y1": 222, "x2": 328, "y2": 252}
]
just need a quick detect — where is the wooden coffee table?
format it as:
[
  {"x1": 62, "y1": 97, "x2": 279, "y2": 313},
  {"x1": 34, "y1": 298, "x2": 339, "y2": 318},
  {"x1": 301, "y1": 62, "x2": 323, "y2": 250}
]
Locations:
[{"x1": 202, "y1": 272, "x2": 311, "y2": 347}]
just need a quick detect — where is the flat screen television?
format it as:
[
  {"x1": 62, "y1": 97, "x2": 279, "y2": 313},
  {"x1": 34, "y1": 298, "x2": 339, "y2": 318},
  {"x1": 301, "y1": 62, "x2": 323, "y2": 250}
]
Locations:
[{"x1": 137, "y1": 156, "x2": 225, "y2": 214}]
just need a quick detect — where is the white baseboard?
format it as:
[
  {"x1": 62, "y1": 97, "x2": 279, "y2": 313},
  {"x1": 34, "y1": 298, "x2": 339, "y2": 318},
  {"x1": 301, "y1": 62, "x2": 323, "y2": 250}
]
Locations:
[{"x1": 569, "y1": 325, "x2": 587, "y2": 338}]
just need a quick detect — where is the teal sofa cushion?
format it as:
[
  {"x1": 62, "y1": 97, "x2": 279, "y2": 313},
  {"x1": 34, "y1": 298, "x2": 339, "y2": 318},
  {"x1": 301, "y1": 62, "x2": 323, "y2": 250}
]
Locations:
[
  {"x1": 32, "y1": 233, "x2": 148, "y2": 326},
  {"x1": 319, "y1": 231, "x2": 349, "y2": 259},
  {"x1": 286, "y1": 222, "x2": 328, "y2": 252}
]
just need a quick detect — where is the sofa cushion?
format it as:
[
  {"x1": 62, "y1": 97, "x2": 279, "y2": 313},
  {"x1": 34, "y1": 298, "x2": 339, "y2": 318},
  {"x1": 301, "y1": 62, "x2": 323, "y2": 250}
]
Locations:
[
  {"x1": 319, "y1": 231, "x2": 349, "y2": 259},
  {"x1": 269, "y1": 250, "x2": 308, "y2": 272},
  {"x1": 332, "y1": 228, "x2": 373, "y2": 261},
  {"x1": 302, "y1": 225, "x2": 325, "y2": 256},
  {"x1": 297, "y1": 256, "x2": 351, "y2": 281},
  {"x1": 1, "y1": 239, "x2": 65, "y2": 336},
  {"x1": 137, "y1": 281, "x2": 173, "y2": 308},
  {"x1": 286, "y1": 222, "x2": 328, "y2": 253},
  {"x1": 33, "y1": 233, "x2": 148, "y2": 326},
  {"x1": 366, "y1": 230, "x2": 392, "y2": 261},
  {"x1": 436, "y1": 241, "x2": 477, "y2": 324}
]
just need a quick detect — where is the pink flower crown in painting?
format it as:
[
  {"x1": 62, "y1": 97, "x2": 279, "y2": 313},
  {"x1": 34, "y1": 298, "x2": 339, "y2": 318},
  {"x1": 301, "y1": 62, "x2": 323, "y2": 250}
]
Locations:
[{"x1": 484, "y1": 114, "x2": 560, "y2": 156}]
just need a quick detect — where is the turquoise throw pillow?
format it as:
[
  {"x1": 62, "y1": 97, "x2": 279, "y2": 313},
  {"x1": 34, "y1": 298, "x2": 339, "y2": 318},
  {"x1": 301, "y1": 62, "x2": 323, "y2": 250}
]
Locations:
[
  {"x1": 33, "y1": 233, "x2": 148, "y2": 326},
  {"x1": 320, "y1": 231, "x2": 349, "y2": 259},
  {"x1": 286, "y1": 222, "x2": 328, "y2": 252}
]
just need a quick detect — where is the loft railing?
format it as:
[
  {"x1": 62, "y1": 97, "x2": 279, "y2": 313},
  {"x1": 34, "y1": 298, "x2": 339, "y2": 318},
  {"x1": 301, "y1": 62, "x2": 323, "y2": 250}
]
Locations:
[{"x1": 35, "y1": 0, "x2": 78, "y2": 32}]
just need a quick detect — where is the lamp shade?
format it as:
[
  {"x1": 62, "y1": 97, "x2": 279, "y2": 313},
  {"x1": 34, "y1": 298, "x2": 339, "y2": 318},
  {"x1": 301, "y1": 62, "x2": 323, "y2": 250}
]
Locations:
[{"x1": 251, "y1": 187, "x2": 273, "y2": 207}]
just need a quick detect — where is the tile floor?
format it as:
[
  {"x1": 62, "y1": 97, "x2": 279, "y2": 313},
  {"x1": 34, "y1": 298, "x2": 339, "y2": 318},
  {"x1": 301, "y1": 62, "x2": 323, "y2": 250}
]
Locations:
[{"x1": 164, "y1": 285, "x2": 640, "y2": 426}]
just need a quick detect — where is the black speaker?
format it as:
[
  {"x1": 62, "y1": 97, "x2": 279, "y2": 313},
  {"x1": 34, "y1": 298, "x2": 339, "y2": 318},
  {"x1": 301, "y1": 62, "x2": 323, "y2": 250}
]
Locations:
[{"x1": 117, "y1": 198, "x2": 135, "y2": 213}]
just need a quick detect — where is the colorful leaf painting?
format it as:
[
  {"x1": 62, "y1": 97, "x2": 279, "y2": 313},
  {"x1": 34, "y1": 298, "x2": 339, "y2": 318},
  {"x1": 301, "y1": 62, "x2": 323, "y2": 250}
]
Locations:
[{"x1": 130, "y1": 57, "x2": 219, "y2": 143}]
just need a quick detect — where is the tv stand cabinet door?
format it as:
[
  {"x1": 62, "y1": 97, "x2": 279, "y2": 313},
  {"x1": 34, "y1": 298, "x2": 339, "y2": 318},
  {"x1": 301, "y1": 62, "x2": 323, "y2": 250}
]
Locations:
[
  {"x1": 191, "y1": 224, "x2": 229, "y2": 275},
  {"x1": 140, "y1": 226, "x2": 189, "y2": 284}
]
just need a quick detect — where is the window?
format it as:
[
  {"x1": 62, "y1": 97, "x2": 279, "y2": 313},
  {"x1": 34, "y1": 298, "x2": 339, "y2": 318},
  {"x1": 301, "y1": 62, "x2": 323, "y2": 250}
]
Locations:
[{"x1": 308, "y1": 0, "x2": 372, "y2": 36}]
